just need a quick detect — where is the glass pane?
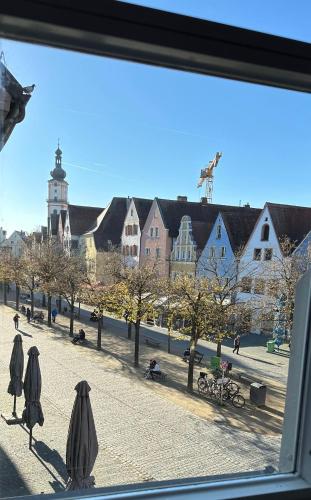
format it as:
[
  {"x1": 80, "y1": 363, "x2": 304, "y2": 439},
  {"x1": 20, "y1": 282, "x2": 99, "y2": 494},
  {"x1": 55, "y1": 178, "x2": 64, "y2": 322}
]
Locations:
[
  {"x1": 0, "y1": 35, "x2": 309, "y2": 497},
  {"x1": 120, "y1": 0, "x2": 311, "y2": 43}
]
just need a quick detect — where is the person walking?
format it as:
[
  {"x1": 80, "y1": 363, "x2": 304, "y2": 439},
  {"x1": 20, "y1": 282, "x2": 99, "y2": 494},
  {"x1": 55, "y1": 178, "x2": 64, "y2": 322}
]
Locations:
[
  {"x1": 233, "y1": 335, "x2": 241, "y2": 354},
  {"x1": 51, "y1": 308, "x2": 58, "y2": 323},
  {"x1": 13, "y1": 313, "x2": 20, "y2": 330},
  {"x1": 26, "y1": 307, "x2": 31, "y2": 323}
]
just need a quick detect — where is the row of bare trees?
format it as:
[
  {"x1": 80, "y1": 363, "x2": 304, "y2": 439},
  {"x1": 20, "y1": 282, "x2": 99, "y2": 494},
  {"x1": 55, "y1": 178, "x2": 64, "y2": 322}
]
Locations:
[{"x1": 0, "y1": 236, "x2": 308, "y2": 392}]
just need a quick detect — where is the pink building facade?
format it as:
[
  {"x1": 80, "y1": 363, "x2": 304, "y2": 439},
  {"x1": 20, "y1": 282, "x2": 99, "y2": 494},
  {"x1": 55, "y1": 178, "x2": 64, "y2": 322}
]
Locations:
[{"x1": 140, "y1": 199, "x2": 171, "y2": 276}]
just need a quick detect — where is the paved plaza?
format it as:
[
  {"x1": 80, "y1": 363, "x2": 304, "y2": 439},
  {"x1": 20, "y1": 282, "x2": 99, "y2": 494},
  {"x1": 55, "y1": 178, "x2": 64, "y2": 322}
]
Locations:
[{"x1": 0, "y1": 304, "x2": 284, "y2": 498}]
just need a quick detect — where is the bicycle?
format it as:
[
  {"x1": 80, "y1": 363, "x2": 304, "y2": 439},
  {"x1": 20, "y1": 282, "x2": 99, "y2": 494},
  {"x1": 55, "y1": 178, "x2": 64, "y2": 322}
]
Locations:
[{"x1": 197, "y1": 373, "x2": 245, "y2": 408}]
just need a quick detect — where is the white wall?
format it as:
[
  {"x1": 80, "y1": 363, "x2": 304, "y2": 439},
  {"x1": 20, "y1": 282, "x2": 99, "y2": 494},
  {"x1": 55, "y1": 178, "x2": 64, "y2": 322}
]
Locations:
[{"x1": 121, "y1": 199, "x2": 141, "y2": 266}]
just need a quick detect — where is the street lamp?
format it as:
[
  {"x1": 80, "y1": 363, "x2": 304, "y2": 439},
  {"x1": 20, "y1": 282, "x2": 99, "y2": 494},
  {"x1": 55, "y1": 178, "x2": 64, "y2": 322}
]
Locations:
[{"x1": 0, "y1": 58, "x2": 35, "y2": 151}]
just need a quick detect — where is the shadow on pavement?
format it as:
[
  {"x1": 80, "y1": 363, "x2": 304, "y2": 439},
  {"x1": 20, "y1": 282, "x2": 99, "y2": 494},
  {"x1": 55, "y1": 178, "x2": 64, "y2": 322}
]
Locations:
[
  {"x1": 0, "y1": 445, "x2": 31, "y2": 497},
  {"x1": 18, "y1": 329, "x2": 33, "y2": 338}
]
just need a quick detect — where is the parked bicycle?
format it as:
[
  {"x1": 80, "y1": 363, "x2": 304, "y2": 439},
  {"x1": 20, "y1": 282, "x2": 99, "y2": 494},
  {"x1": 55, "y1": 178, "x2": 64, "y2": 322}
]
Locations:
[{"x1": 197, "y1": 372, "x2": 245, "y2": 408}]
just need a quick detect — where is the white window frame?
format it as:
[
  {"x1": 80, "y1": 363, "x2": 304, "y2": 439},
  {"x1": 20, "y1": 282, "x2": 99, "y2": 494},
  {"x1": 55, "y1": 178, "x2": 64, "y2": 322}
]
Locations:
[{"x1": 3, "y1": 1, "x2": 311, "y2": 498}]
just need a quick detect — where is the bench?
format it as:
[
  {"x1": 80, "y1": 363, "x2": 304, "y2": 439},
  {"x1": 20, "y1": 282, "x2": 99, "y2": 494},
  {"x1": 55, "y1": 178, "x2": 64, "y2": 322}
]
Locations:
[
  {"x1": 183, "y1": 351, "x2": 204, "y2": 365},
  {"x1": 239, "y1": 373, "x2": 263, "y2": 385},
  {"x1": 144, "y1": 336, "x2": 161, "y2": 348}
]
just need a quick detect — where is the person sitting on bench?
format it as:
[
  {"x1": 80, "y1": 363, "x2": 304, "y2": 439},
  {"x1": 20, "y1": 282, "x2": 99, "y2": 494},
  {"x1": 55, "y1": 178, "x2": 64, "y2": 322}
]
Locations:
[
  {"x1": 72, "y1": 329, "x2": 86, "y2": 344},
  {"x1": 183, "y1": 348, "x2": 190, "y2": 360},
  {"x1": 149, "y1": 360, "x2": 161, "y2": 380}
]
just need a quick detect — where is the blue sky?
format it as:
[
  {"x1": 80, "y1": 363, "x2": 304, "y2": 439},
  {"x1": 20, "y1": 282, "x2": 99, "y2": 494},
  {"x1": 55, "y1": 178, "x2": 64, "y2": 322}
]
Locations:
[{"x1": 1, "y1": 0, "x2": 311, "y2": 235}]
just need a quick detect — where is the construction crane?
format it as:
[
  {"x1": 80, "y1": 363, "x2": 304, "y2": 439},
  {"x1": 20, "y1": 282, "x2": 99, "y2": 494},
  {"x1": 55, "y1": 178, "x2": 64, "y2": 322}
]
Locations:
[{"x1": 197, "y1": 152, "x2": 222, "y2": 204}]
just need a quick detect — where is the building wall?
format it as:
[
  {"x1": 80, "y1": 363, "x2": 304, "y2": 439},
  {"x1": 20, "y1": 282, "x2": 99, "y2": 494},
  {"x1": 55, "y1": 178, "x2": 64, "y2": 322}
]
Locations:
[
  {"x1": 0, "y1": 231, "x2": 26, "y2": 257},
  {"x1": 140, "y1": 199, "x2": 171, "y2": 276},
  {"x1": 170, "y1": 216, "x2": 197, "y2": 278},
  {"x1": 197, "y1": 213, "x2": 235, "y2": 278},
  {"x1": 47, "y1": 179, "x2": 68, "y2": 217},
  {"x1": 121, "y1": 199, "x2": 141, "y2": 267},
  {"x1": 80, "y1": 234, "x2": 97, "y2": 278},
  {"x1": 238, "y1": 205, "x2": 282, "y2": 334}
]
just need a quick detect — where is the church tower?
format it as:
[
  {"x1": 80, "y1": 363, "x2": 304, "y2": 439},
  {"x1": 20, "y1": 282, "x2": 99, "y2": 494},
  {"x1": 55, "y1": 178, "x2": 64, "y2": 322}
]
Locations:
[{"x1": 47, "y1": 143, "x2": 68, "y2": 219}]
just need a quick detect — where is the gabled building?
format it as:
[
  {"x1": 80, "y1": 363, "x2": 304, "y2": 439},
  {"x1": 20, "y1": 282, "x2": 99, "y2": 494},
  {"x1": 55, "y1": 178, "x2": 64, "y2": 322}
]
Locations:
[
  {"x1": 238, "y1": 202, "x2": 311, "y2": 333},
  {"x1": 141, "y1": 195, "x2": 255, "y2": 277},
  {"x1": 0, "y1": 230, "x2": 27, "y2": 257},
  {"x1": 121, "y1": 197, "x2": 153, "y2": 266},
  {"x1": 197, "y1": 208, "x2": 260, "y2": 279},
  {"x1": 81, "y1": 197, "x2": 128, "y2": 278}
]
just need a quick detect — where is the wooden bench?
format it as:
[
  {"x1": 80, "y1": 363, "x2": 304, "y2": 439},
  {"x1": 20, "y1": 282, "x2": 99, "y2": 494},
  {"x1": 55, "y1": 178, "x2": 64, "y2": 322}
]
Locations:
[
  {"x1": 183, "y1": 351, "x2": 204, "y2": 365},
  {"x1": 144, "y1": 336, "x2": 161, "y2": 348}
]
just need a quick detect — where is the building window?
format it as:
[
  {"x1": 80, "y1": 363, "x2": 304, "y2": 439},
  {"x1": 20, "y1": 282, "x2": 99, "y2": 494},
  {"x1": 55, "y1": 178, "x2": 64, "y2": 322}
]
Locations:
[
  {"x1": 209, "y1": 247, "x2": 216, "y2": 258},
  {"x1": 156, "y1": 248, "x2": 160, "y2": 258},
  {"x1": 126, "y1": 245, "x2": 130, "y2": 256},
  {"x1": 264, "y1": 248, "x2": 273, "y2": 260},
  {"x1": 187, "y1": 250, "x2": 191, "y2": 260},
  {"x1": 150, "y1": 227, "x2": 154, "y2": 237},
  {"x1": 127, "y1": 225, "x2": 133, "y2": 236},
  {"x1": 241, "y1": 277, "x2": 252, "y2": 293},
  {"x1": 253, "y1": 248, "x2": 262, "y2": 260},
  {"x1": 132, "y1": 245, "x2": 138, "y2": 257},
  {"x1": 145, "y1": 248, "x2": 150, "y2": 256},
  {"x1": 176, "y1": 249, "x2": 180, "y2": 260},
  {"x1": 54, "y1": 196, "x2": 57, "y2": 201},
  {"x1": 216, "y1": 225, "x2": 221, "y2": 239},
  {"x1": 155, "y1": 227, "x2": 159, "y2": 237},
  {"x1": 130, "y1": 209, "x2": 133, "y2": 216},
  {"x1": 220, "y1": 246, "x2": 226, "y2": 258},
  {"x1": 53, "y1": 209, "x2": 57, "y2": 214},
  {"x1": 261, "y1": 224, "x2": 270, "y2": 241},
  {"x1": 182, "y1": 250, "x2": 185, "y2": 260},
  {"x1": 133, "y1": 224, "x2": 138, "y2": 235}
]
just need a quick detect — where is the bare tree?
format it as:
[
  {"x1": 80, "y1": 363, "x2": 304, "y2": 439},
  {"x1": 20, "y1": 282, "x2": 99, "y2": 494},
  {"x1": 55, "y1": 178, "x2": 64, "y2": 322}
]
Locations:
[
  {"x1": 105, "y1": 260, "x2": 162, "y2": 367},
  {"x1": 261, "y1": 236, "x2": 310, "y2": 338},
  {"x1": 58, "y1": 254, "x2": 88, "y2": 336},
  {"x1": 35, "y1": 241, "x2": 66, "y2": 326}
]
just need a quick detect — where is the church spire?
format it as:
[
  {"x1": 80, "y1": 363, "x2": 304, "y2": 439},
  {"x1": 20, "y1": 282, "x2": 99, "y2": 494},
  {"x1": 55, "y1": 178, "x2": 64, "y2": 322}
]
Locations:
[{"x1": 50, "y1": 141, "x2": 66, "y2": 180}]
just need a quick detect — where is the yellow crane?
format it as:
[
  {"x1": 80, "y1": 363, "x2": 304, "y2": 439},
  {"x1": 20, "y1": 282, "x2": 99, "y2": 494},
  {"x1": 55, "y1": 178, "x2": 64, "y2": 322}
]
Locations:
[{"x1": 197, "y1": 152, "x2": 222, "y2": 203}]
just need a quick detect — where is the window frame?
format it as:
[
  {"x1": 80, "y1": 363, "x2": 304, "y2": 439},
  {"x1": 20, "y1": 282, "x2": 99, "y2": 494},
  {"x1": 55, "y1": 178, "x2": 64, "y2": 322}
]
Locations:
[{"x1": 2, "y1": 1, "x2": 311, "y2": 498}]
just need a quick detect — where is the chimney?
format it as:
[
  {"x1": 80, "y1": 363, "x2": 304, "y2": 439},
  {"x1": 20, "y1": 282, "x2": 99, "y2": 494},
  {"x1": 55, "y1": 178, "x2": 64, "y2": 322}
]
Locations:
[
  {"x1": 244, "y1": 203, "x2": 250, "y2": 208},
  {"x1": 177, "y1": 196, "x2": 187, "y2": 202},
  {"x1": 201, "y1": 197, "x2": 208, "y2": 204}
]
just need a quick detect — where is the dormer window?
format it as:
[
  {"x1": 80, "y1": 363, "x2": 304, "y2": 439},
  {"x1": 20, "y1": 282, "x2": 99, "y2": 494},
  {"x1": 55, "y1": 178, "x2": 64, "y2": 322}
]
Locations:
[{"x1": 261, "y1": 224, "x2": 270, "y2": 241}]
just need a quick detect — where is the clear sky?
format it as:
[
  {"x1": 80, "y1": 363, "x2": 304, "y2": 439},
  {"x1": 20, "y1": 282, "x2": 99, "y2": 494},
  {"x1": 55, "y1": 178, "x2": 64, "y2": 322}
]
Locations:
[{"x1": 1, "y1": 0, "x2": 311, "y2": 236}]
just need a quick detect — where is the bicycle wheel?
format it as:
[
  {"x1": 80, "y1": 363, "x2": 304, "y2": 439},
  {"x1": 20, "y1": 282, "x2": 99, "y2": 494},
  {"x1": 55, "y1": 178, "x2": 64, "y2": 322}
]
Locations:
[
  {"x1": 198, "y1": 379, "x2": 208, "y2": 394},
  {"x1": 227, "y1": 382, "x2": 239, "y2": 397},
  {"x1": 232, "y1": 394, "x2": 245, "y2": 408}
]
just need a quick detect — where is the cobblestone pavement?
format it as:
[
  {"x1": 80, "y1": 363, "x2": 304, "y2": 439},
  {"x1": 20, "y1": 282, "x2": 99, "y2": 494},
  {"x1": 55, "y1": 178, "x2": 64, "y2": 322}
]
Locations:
[{"x1": 0, "y1": 305, "x2": 281, "y2": 498}]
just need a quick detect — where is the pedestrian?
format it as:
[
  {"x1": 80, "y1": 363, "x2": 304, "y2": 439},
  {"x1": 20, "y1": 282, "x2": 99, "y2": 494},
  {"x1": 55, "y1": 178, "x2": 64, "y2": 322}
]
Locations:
[
  {"x1": 26, "y1": 307, "x2": 31, "y2": 323},
  {"x1": 13, "y1": 313, "x2": 20, "y2": 330},
  {"x1": 51, "y1": 308, "x2": 58, "y2": 323},
  {"x1": 233, "y1": 335, "x2": 241, "y2": 354}
]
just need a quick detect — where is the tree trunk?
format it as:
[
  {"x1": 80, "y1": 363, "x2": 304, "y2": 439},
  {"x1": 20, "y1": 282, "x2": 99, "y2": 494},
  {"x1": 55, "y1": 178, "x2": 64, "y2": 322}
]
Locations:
[
  {"x1": 127, "y1": 321, "x2": 132, "y2": 340},
  {"x1": 134, "y1": 320, "x2": 140, "y2": 367},
  {"x1": 216, "y1": 341, "x2": 222, "y2": 358},
  {"x1": 15, "y1": 284, "x2": 20, "y2": 311},
  {"x1": 97, "y1": 315, "x2": 103, "y2": 350},
  {"x1": 57, "y1": 295, "x2": 62, "y2": 314},
  {"x1": 31, "y1": 290, "x2": 34, "y2": 317},
  {"x1": 167, "y1": 326, "x2": 171, "y2": 354},
  {"x1": 42, "y1": 293, "x2": 46, "y2": 308},
  {"x1": 3, "y1": 281, "x2": 7, "y2": 305},
  {"x1": 187, "y1": 335, "x2": 197, "y2": 393},
  {"x1": 47, "y1": 294, "x2": 52, "y2": 326},
  {"x1": 69, "y1": 299, "x2": 74, "y2": 336}
]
